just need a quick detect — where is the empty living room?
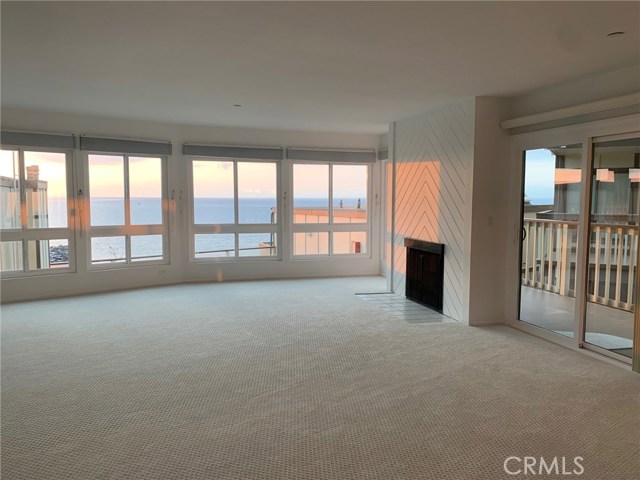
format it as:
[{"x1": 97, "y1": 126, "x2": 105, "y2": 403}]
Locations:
[{"x1": 1, "y1": 2, "x2": 639, "y2": 479}]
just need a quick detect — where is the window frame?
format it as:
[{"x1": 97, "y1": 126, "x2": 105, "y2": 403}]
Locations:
[
  {"x1": 189, "y1": 157, "x2": 281, "y2": 262},
  {"x1": 290, "y1": 161, "x2": 371, "y2": 259},
  {"x1": 84, "y1": 151, "x2": 170, "y2": 269},
  {"x1": 0, "y1": 144, "x2": 76, "y2": 277}
]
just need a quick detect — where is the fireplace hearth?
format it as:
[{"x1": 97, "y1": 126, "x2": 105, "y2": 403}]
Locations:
[{"x1": 404, "y1": 238, "x2": 445, "y2": 313}]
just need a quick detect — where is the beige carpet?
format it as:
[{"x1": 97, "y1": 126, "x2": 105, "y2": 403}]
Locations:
[{"x1": 1, "y1": 276, "x2": 638, "y2": 479}]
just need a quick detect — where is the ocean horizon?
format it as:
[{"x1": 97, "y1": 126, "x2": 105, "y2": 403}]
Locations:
[{"x1": 45, "y1": 197, "x2": 367, "y2": 261}]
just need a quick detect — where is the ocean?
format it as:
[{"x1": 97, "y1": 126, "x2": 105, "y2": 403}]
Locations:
[{"x1": 46, "y1": 197, "x2": 366, "y2": 261}]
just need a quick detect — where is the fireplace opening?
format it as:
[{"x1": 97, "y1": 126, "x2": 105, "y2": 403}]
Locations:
[{"x1": 404, "y1": 238, "x2": 445, "y2": 313}]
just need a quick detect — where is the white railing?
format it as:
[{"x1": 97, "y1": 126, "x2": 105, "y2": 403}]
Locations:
[
  {"x1": 521, "y1": 219, "x2": 637, "y2": 312},
  {"x1": 587, "y1": 223, "x2": 637, "y2": 311}
]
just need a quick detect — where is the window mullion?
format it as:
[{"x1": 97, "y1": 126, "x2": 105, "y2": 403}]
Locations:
[
  {"x1": 233, "y1": 160, "x2": 240, "y2": 226},
  {"x1": 162, "y1": 156, "x2": 169, "y2": 263},
  {"x1": 328, "y1": 163, "x2": 334, "y2": 255},
  {"x1": 234, "y1": 233, "x2": 239, "y2": 259},
  {"x1": 18, "y1": 149, "x2": 29, "y2": 271},
  {"x1": 123, "y1": 154, "x2": 131, "y2": 262},
  {"x1": 66, "y1": 150, "x2": 77, "y2": 272},
  {"x1": 233, "y1": 160, "x2": 240, "y2": 257},
  {"x1": 18, "y1": 149, "x2": 27, "y2": 230}
]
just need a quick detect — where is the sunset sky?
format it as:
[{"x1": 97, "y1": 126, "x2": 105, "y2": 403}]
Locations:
[
  {"x1": 1, "y1": 150, "x2": 68, "y2": 197},
  {"x1": 1, "y1": 150, "x2": 368, "y2": 199}
]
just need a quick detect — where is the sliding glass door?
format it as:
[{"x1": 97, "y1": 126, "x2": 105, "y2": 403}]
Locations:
[
  {"x1": 584, "y1": 135, "x2": 638, "y2": 358},
  {"x1": 518, "y1": 134, "x2": 639, "y2": 364},
  {"x1": 519, "y1": 144, "x2": 583, "y2": 338}
]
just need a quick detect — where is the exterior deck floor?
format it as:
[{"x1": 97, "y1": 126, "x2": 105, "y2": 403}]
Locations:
[{"x1": 519, "y1": 285, "x2": 633, "y2": 355}]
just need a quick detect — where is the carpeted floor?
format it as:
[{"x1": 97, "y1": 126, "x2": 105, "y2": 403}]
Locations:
[{"x1": 1, "y1": 276, "x2": 639, "y2": 479}]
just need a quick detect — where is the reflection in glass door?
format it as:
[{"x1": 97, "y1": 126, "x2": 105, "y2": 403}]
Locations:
[
  {"x1": 519, "y1": 144, "x2": 583, "y2": 338},
  {"x1": 584, "y1": 136, "x2": 639, "y2": 358}
]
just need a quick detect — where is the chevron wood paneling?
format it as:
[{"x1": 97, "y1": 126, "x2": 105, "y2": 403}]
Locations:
[{"x1": 390, "y1": 100, "x2": 475, "y2": 321}]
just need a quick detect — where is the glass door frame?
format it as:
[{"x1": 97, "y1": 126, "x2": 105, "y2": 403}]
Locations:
[
  {"x1": 517, "y1": 143, "x2": 584, "y2": 341},
  {"x1": 508, "y1": 114, "x2": 639, "y2": 369},
  {"x1": 634, "y1": 263, "x2": 640, "y2": 371},
  {"x1": 579, "y1": 131, "x2": 639, "y2": 365}
]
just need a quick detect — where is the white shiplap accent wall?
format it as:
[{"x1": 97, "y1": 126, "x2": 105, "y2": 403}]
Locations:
[{"x1": 390, "y1": 99, "x2": 475, "y2": 321}]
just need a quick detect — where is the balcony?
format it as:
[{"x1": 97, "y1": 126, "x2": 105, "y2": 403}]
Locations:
[{"x1": 521, "y1": 218, "x2": 637, "y2": 356}]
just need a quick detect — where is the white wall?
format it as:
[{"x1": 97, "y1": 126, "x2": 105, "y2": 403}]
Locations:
[
  {"x1": 466, "y1": 97, "x2": 511, "y2": 325},
  {"x1": 389, "y1": 98, "x2": 475, "y2": 322},
  {"x1": 386, "y1": 97, "x2": 512, "y2": 325},
  {"x1": 377, "y1": 130, "x2": 390, "y2": 278},
  {"x1": 1, "y1": 108, "x2": 381, "y2": 302}
]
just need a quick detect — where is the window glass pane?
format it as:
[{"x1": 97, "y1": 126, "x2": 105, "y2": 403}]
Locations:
[
  {"x1": 293, "y1": 164, "x2": 328, "y2": 224},
  {"x1": 131, "y1": 234, "x2": 163, "y2": 262},
  {"x1": 293, "y1": 232, "x2": 328, "y2": 255},
  {"x1": 238, "y1": 162, "x2": 277, "y2": 224},
  {"x1": 1, "y1": 150, "x2": 21, "y2": 229},
  {"x1": 333, "y1": 232, "x2": 367, "y2": 255},
  {"x1": 333, "y1": 165, "x2": 367, "y2": 224},
  {"x1": 239, "y1": 233, "x2": 277, "y2": 257},
  {"x1": 519, "y1": 145, "x2": 583, "y2": 338},
  {"x1": 24, "y1": 151, "x2": 67, "y2": 228},
  {"x1": 89, "y1": 155, "x2": 125, "y2": 226},
  {"x1": 193, "y1": 161, "x2": 235, "y2": 224},
  {"x1": 585, "y1": 137, "x2": 639, "y2": 358},
  {"x1": 91, "y1": 236, "x2": 126, "y2": 264},
  {"x1": 194, "y1": 233, "x2": 235, "y2": 258},
  {"x1": 0, "y1": 241, "x2": 23, "y2": 271},
  {"x1": 130, "y1": 157, "x2": 162, "y2": 225},
  {"x1": 27, "y1": 239, "x2": 69, "y2": 270}
]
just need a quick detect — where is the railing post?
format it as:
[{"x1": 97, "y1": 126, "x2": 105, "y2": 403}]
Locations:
[
  {"x1": 592, "y1": 226, "x2": 601, "y2": 302},
  {"x1": 560, "y1": 223, "x2": 569, "y2": 295},
  {"x1": 603, "y1": 226, "x2": 613, "y2": 306},
  {"x1": 627, "y1": 229, "x2": 637, "y2": 310},
  {"x1": 614, "y1": 227, "x2": 624, "y2": 309},
  {"x1": 523, "y1": 220, "x2": 530, "y2": 286},
  {"x1": 546, "y1": 222, "x2": 553, "y2": 291},
  {"x1": 531, "y1": 221, "x2": 538, "y2": 287}
]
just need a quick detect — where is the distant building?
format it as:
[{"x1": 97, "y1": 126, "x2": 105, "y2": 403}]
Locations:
[
  {"x1": 0, "y1": 165, "x2": 50, "y2": 270},
  {"x1": 535, "y1": 146, "x2": 639, "y2": 224},
  {"x1": 263, "y1": 206, "x2": 367, "y2": 256}
]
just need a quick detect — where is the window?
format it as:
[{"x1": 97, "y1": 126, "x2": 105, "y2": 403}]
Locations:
[
  {"x1": 191, "y1": 159, "x2": 278, "y2": 260},
  {"x1": 87, "y1": 153, "x2": 167, "y2": 266},
  {"x1": 292, "y1": 163, "x2": 369, "y2": 256},
  {"x1": 0, "y1": 146, "x2": 74, "y2": 274}
]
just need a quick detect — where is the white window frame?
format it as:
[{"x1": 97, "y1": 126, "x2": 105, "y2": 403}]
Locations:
[
  {"x1": 84, "y1": 151, "x2": 169, "y2": 269},
  {"x1": 290, "y1": 161, "x2": 372, "y2": 259},
  {"x1": 0, "y1": 145, "x2": 76, "y2": 277},
  {"x1": 189, "y1": 157, "x2": 281, "y2": 262}
]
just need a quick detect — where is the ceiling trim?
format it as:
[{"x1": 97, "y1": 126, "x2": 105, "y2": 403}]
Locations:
[{"x1": 501, "y1": 93, "x2": 640, "y2": 131}]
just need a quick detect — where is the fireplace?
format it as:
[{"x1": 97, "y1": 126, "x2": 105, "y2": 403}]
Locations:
[{"x1": 404, "y1": 238, "x2": 445, "y2": 313}]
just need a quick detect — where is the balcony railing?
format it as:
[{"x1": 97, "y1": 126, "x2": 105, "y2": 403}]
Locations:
[{"x1": 521, "y1": 219, "x2": 637, "y2": 312}]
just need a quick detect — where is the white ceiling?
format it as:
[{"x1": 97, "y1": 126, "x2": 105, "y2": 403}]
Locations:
[{"x1": 1, "y1": 1, "x2": 639, "y2": 134}]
